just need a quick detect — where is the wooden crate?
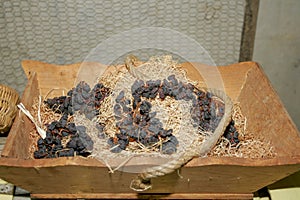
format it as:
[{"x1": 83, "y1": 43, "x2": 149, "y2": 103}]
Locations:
[{"x1": 0, "y1": 60, "x2": 299, "y2": 199}]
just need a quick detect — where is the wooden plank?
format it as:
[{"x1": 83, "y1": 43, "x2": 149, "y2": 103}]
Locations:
[
  {"x1": 239, "y1": 0, "x2": 260, "y2": 62},
  {"x1": 0, "y1": 157, "x2": 299, "y2": 195},
  {"x1": 181, "y1": 62, "x2": 253, "y2": 101},
  {"x1": 22, "y1": 60, "x2": 81, "y2": 98},
  {"x1": 22, "y1": 60, "x2": 107, "y2": 98},
  {"x1": 268, "y1": 170, "x2": 300, "y2": 189},
  {"x1": 238, "y1": 64, "x2": 300, "y2": 156},
  {"x1": 31, "y1": 192, "x2": 253, "y2": 199},
  {"x1": 0, "y1": 137, "x2": 6, "y2": 154},
  {"x1": 1, "y1": 72, "x2": 38, "y2": 159},
  {"x1": 23, "y1": 60, "x2": 254, "y2": 101}
]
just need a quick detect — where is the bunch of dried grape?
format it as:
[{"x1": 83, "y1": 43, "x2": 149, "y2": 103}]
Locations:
[
  {"x1": 45, "y1": 81, "x2": 110, "y2": 120},
  {"x1": 34, "y1": 74, "x2": 240, "y2": 159},
  {"x1": 34, "y1": 81, "x2": 109, "y2": 159},
  {"x1": 108, "y1": 74, "x2": 240, "y2": 154},
  {"x1": 34, "y1": 113, "x2": 94, "y2": 158}
]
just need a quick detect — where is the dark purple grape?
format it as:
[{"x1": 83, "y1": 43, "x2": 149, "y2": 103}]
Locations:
[
  {"x1": 168, "y1": 75, "x2": 178, "y2": 86},
  {"x1": 67, "y1": 123, "x2": 77, "y2": 134},
  {"x1": 53, "y1": 144, "x2": 63, "y2": 152},
  {"x1": 53, "y1": 137, "x2": 62, "y2": 145},
  {"x1": 127, "y1": 128, "x2": 138, "y2": 139},
  {"x1": 142, "y1": 92, "x2": 150, "y2": 98},
  {"x1": 96, "y1": 123, "x2": 105, "y2": 132},
  {"x1": 159, "y1": 129, "x2": 173, "y2": 138},
  {"x1": 223, "y1": 120, "x2": 240, "y2": 145},
  {"x1": 45, "y1": 136, "x2": 53, "y2": 145},
  {"x1": 113, "y1": 104, "x2": 122, "y2": 116},
  {"x1": 169, "y1": 135, "x2": 179, "y2": 146},
  {"x1": 116, "y1": 91, "x2": 125, "y2": 103},
  {"x1": 37, "y1": 138, "x2": 44, "y2": 145},
  {"x1": 76, "y1": 139, "x2": 85, "y2": 151},
  {"x1": 162, "y1": 141, "x2": 177, "y2": 154},
  {"x1": 139, "y1": 129, "x2": 147, "y2": 139},
  {"x1": 122, "y1": 105, "x2": 132, "y2": 113},
  {"x1": 139, "y1": 101, "x2": 151, "y2": 115},
  {"x1": 107, "y1": 137, "x2": 115, "y2": 146},
  {"x1": 34, "y1": 149, "x2": 48, "y2": 159},
  {"x1": 73, "y1": 103, "x2": 81, "y2": 111},
  {"x1": 66, "y1": 139, "x2": 77, "y2": 149},
  {"x1": 144, "y1": 135, "x2": 159, "y2": 145},
  {"x1": 204, "y1": 111, "x2": 211, "y2": 120},
  {"x1": 150, "y1": 118, "x2": 160, "y2": 125},
  {"x1": 148, "y1": 124, "x2": 160, "y2": 135},
  {"x1": 82, "y1": 83, "x2": 91, "y2": 93},
  {"x1": 131, "y1": 80, "x2": 145, "y2": 94},
  {"x1": 76, "y1": 126, "x2": 86, "y2": 134},
  {"x1": 158, "y1": 88, "x2": 165, "y2": 99},
  {"x1": 47, "y1": 122, "x2": 57, "y2": 131},
  {"x1": 163, "y1": 79, "x2": 171, "y2": 88},
  {"x1": 81, "y1": 91, "x2": 90, "y2": 99},
  {"x1": 62, "y1": 131, "x2": 69, "y2": 137},
  {"x1": 124, "y1": 99, "x2": 131, "y2": 105},
  {"x1": 118, "y1": 139, "x2": 128, "y2": 150}
]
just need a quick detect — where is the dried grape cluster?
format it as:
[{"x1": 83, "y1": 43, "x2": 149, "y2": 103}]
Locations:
[
  {"x1": 109, "y1": 75, "x2": 240, "y2": 153},
  {"x1": 34, "y1": 113, "x2": 93, "y2": 159},
  {"x1": 35, "y1": 74, "x2": 241, "y2": 159},
  {"x1": 191, "y1": 90, "x2": 240, "y2": 145},
  {"x1": 223, "y1": 120, "x2": 239, "y2": 146},
  {"x1": 45, "y1": 81, "x2": 110, "y2": 120},
  {"x1": 34, "y1": 81, "x2": 110, "y2": 159},
  {"x1": 110, "y1": 90, "x2": 178, "y2": 154},
  {"x1": 108, "y1": 75, "x2": 197, "y2": 154},
  {"x1": 131, "y1": 75, "x2": 195, "y2": 105},
  {"x1": 190, "y1": 90, "x2": 224, "y2": 132}
]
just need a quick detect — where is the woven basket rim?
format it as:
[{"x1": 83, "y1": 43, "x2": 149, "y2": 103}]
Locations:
[{"x1": 0, "y1": 84, "x2": 19, "y2": 133}]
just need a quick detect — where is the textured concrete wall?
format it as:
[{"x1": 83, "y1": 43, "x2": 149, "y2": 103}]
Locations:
[
  {"x1": 0, "y1": 0, "x2": 246, "y2": 94},
  {"x1": 253, "y1": 0, "x2": 300, "y2": 130}
]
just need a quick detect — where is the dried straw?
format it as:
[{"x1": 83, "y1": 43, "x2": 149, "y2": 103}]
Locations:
[
  {"x1": 90, "y1": 56, "x2": 202, "y2": 171},
  {"x1": 208, "y1": 103, "x2": 276, "y2": 158},
  {"x1": 28, "y1": 55, "x2": 276, "y2": 162},
  {"x1": 29, "y1": 96, "x2": 63, "y2": 158}
]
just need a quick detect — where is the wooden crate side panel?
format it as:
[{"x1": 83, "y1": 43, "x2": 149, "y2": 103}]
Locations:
[
  {"x1": 238, "y1": 64, "x2": 300, "y2": 156},
  {"x1": 218, "y1": 62, "x2": 254, "y2": 101},
  {"x1": 31, "y1": 193, "x2": 254, "y2": 199},
  {"x1": 22, "y1": 60, "x2": 107, "y2": 98},
  {"x1": 22, "y1": 60, "x2": 253, "y2": 101},
  {"x1": 1, "y1": 61, "x2": 299, "y2": 196},
  {"x1": 181, "y1": 62, "x2": 254, "y2": 102},
  {"x1": 0, "y1": 157, "x2": 299, "y2": 195},
  {"x1": 22, "y1": 60, "x2": 81, "y2": 98},
  {"x1": 12, "y1": 61, "x2": 252, "y2": 160},
  {"x1": 1, "y1": 73, "x2": 39, "y2": 158}
]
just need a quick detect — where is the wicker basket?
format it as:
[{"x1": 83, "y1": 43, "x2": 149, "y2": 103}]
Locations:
[{"x1": 0, "y1": 84, "x2": 19, "y2": 133}]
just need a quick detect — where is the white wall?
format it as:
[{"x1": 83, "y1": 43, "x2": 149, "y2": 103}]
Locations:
[{"x1": 253, "y1": 0, "x2": 300, "y2": 130}]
